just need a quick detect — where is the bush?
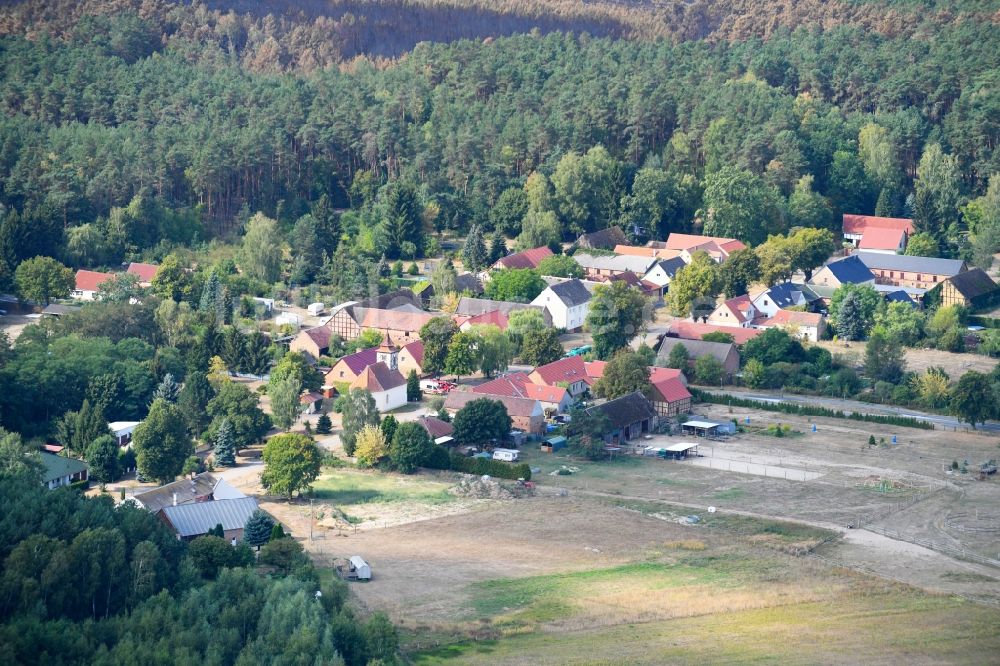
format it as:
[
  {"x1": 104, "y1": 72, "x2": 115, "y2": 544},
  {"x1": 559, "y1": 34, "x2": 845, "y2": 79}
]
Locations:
[
  {"x1": 424, "y1": 445, "x2": 451, "y2": 470},
  {"x1": 448, "y1": 452, "x2": 531, "y2": 480},
  {"x1": 691, "y1": 388, "x2": 933, "y2": 430}
]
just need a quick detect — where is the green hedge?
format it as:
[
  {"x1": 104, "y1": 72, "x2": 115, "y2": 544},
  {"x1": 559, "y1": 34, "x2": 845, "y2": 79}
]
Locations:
[
  {"x1": 448, "y1": 452, "x2": 531, "y2": 481},
  {"x1": 691, "y1": 389, "x2": 934, "y2": 430},
  {"x1": 968, "y1": 315, "x2": 1000, "y2": 329}
]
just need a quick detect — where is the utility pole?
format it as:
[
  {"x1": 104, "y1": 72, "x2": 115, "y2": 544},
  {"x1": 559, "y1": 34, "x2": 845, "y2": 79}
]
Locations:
[{"x1": 310, "y1": 498, "x2": 314, "y2": 542}]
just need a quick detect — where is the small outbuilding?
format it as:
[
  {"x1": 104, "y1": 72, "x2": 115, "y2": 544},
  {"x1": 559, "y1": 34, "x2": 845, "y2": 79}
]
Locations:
[
  {"x1": 663, "y1": 442, "x2": 700, "y2": 459},
  {"x1": 349, "y1": 555, "x2": 371, "y2": 581},
  {"x1": 681, "y1": 420, "x2": 721, "y2": 438},
  {"x1": 541, "y1": 435, "x2": 566, "y2": 452}
]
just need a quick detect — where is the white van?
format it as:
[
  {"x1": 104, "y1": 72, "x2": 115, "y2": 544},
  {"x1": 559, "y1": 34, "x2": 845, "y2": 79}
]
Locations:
[{"x1": 492, "y1": 448, "x2": 520, "y2": 462}]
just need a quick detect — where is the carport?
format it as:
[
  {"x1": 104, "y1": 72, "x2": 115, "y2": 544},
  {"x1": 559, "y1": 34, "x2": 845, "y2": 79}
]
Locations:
[
  {"x1": 664, "y1": 441, "x2": 699, "y2": 459},
  {"x1": 680, "y1": 420, "x2": 720, "y2": 437}
]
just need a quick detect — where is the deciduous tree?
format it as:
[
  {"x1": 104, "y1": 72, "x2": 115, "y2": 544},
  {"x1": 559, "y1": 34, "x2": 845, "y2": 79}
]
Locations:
[
  {"x1": 14, "y1": 256, "x2": 74, "y2": 305},
  {"x1": 588, "y1": 280, "x2": 647, "y2": 359},
  {"x1": 261, "y1": 433, "x2": 322, "y2": 499},
  {"x1": 340, "y1": 388, "x2": 380, "y2": 456},
  {"x1": 389, "y1": 422, "x2": 434, "y2": 473},
  {"x1": 592, "y1": 350, "x2": 652, "y2": 400},
  {"x1": 453, "y1": 398, "x2": 512, "y2": 446},
  {"x1": 133, "y1": 399, "x2": 192, "y2": 484}
]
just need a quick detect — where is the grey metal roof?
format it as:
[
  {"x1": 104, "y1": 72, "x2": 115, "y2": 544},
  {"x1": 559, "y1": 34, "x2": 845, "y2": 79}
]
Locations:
[
  {"x1": 573, "y1": 253, "x2": 657, "y2": 274},
  {"x1": 161, "y1": 497, "x2": 260, "y2": 538},
  {"x1": 547, "y1": 279, "x2": 592, "y2": 306},
  {"x1": 855, "y1": 251, "x2": 965, "y2": 276},
  {"x1": 134, "y1": 473, "x2": 221, "y2": 514}
]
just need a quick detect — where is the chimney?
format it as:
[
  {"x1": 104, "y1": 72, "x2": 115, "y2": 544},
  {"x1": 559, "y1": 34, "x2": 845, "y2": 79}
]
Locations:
[{"x1": 173, "y1": 492, "x2": 177, "y2": 507}]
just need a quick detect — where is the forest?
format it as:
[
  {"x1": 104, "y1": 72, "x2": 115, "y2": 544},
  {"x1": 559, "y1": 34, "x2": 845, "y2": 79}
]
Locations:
[{"x1": 0, "y1": 0, "x2": 997, "y2": 292}]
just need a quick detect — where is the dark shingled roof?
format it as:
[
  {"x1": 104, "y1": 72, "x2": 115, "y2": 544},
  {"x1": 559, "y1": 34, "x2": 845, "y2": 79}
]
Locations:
[
  {"x1": 578, "y1": 226, "x2": 628, "y2": 250},
  {"x1": 587, "y1": 391, "x2": 657, "y2": 429},
  {"x1": 944, "y1": 268, "x2": 997, "y2": 300},
  {"x1": 547, "y1": 279, "x2": 592, "y2": 307},
  {"x1": 455, "y1": 273, "x2": 484, "y2": 294},
  {"x1": 823, "y1": 255, "x2": 875, "y2": 284},
  {"x1": 656, "y1": 257, "x2": 687, "y2": 279}
]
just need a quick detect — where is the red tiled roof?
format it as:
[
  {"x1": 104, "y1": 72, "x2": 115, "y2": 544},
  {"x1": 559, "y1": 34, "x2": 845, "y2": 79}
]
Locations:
[
  {"x1": 842, "y1": 214, "x2": 915, "y2": 236},
  {"x1": 494, "y1": 246, "x2": 553, "y2": 270},
  {"x1": 473, "y1": 373, "x2": 569, "y2": 404},
  {"x1": 357, "y1": 308, "x2": 436, "y2": 332},
  {"x1": 857, "y1": 226, "x2": 907, "y2": 251},
  {"x1": 761, "y1": 310, "x2": 824, "y2": 328},
  {"x1": 126, "y1": 262, "x2": 158, "y2": 282},
  {"x1": 336, "y1": 347, "x2": 378, "y2": 375},
  {"x1": 613, "y1": 245, "x2": 679, "y2": 259},
  {"x1": 445, "y1": 390, "x2": 540, "y2": 417},
  {"x1": 667, "y1": 321, "x2": 763, "y2": 345},
  {"x1": 302, "y1": 327, "x2": 333, "y2": 350},
  {"x1": 532, "y1": 356, "x2": 588, "y2": 386},
  {"x1": 299, "y1": 391, "x2": 324, "y2": 404},
  {"x1": 649, "y1": 366, "x2": 684, "y2": 384},
  {"x1": 463, "y1": 310, "x2": 510, "y2": 330},
  {"x1": 352, "y1": 362, "x2": 406, "y2": 392},
  {"x1": 651, "y1": 377, "x2": 692, "y2": 404},
  {"x1": 401, "y1": 339, "x2": 424, "y2": 365},
  {"x1": 719, "y1": 295, "x2": 753, "y2": 323},
  {"x1": 583, "y1": 360, "x2": 606, "y2": 383},
  {"x1": 75, "y1": 270, "x2": 114, "y2": 292},
  {"x1": 665, "y1": 233, "x2": 743, "y2": 251}
]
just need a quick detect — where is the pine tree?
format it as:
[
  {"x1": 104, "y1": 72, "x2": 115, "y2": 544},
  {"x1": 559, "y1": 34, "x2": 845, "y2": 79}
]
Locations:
[
  {"x1": 316, "y1": 412, "x2": 332, "y2": 435},
  {"x1": 200, "y1": 271, "x2": 220, "y2": 313},
  {"x1": 213, "y1": 418, "x2": 237, "y2": 467},
  {"x1": 463, "y1": 224, "x2": 488, "y2": 271},
  {"x1": 243, "y1": 509, "x2": 274, "y2": 548},
  {"x1": 487, "y1": 229, "x2": 507, "y2": 265},
  {"x1": 152, "y1": 373, "x2": 180, "y2": 403},
  {"x1": 406, "y1": 369, "x2": 421, "y2": 402},
  {"x1": 270, "y1": 523, "x2": 286, "y2": 541}
]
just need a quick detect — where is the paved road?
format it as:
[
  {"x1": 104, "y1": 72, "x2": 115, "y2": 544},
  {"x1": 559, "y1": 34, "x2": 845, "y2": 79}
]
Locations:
[{"x1": 702, "y1": 388, "x2": 1000, "y2": 434}]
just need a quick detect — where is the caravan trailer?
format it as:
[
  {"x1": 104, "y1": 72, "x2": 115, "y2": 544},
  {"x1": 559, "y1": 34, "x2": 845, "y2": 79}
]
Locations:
[{"x1": 492, "y1": 448, "x2": 520, "y2": 462}]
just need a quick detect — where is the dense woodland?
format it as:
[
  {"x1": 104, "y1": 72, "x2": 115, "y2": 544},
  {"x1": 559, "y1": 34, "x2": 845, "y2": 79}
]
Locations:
[{"x1": 0, "y1": 0, "x2": 998, "y2": 291}]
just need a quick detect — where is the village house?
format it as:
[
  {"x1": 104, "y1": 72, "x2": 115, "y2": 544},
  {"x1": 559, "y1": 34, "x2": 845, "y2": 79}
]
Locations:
[
  {"x1": 750, "y1": 283, "x2": 821, "y2": 318},
  {"x1": 572, "y1": 253, "x2": 657, "y2": 279},
  {"x1": 396, "y1": 340, "x2": 424, "y2": 377},
  {"x1": 755, "y1": 310, "x2": 826, "y2": 342},
  {"x1": 72, "y1": 270, "x2": 114, "y2": 300},
  {"x1": 576, "y1": 226, "x2": 628, "y2": 250},
  {"x1": 656, "y1": 338, "x2": 740, "y2": 383},
  {"x1": 160, "y1": 497, "x2": 260, "y2": 542},
  {"x1": 807, "y1": 255, "x2": 876, "y2": 302},
  {"x1": 855, "y1": 251, "x2": 967, "y2": 290},
  {"x1": 587, "y1": 392, "x2": 658, "y2": 444},
  {"x1": 491, "y1": 246, "x2": 553, "y2": 271},
  {"x1": 40, "y1": 452, "x2": 88, "y2": 490},
  {"x1": 126, "y1": 262, "x2": 159, "y2": 287},
  {"x1": 934, "y1": 268, "x2": 999, "y2": 309},
  {"x1": 647, "y1": 367, "x2": 693, "y2": 417},
  {"x1": 328, "y1": 347, "x2": 378, "y2": 384},
  {"x1": 472, "y1": 372, "x2": 574, "y2": 413},
  {"x1": 529, "y1": 356, "x2": 593, "y2": 397},
  {"x1": 641, "y1": 257, "x2": 687, "y2": 292},
  {"x1": 416, "y1": 415, "x2": 454, "y2": 443},
  {"x1": 132, "y1": 473, "x2": 246, "y2": 514},
  {"x1": 665, "y1": 320, "x2": 763, "y2": 345},
  {"x1": 289, "y1": 326, "x2": 334, "y2": 360},
  {"x1": 454, "y1": 297, "x2": 552, "y2": 326},
  {"x1": 444, "y1": 391, "x2": 546, "y2": 436},
  {"x1": 327, "y1": 306, "x2": 435, "y2": 345},
  {"x1": 530, "y1": 279, "x2": 592, "y2": 331},
  {"x1": 705, "y1": 295, "x2": 759, "y2": 328},
  {"x1": 857, "y1": 227, "x2": 908, "y2": 254},
  {"x1": 842, "y1": 214, "x2": 915, "y2": 249}
]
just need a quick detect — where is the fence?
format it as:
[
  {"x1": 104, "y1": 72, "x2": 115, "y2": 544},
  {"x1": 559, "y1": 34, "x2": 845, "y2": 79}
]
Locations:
[{"x1": 862, "y1": 525, "x2": 1000, "y2": 570}]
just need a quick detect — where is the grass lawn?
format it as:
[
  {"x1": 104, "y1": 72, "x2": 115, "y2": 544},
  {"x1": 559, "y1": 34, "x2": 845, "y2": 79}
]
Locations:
[{"x1": 310, "y1": 469, "x2": 455, "y2": 506}]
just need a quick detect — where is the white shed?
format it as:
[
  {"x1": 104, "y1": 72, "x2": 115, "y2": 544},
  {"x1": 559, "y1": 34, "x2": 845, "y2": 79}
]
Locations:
[
  {"x1": 349, "y1": 555, "x2": 371, "y2": 580},
  {"x1": 275, "y1": 313, "x2": 301, "y2": 330},
  {"x1": 308, "y1": 302, "x2": 325, "y2": 316}
]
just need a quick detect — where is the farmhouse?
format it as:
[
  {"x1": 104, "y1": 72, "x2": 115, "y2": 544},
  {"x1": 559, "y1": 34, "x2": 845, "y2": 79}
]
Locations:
[
  {"x1": 529, "y1": 356, "x2": 592, "y2": 397},
  {"x1": 587, "y1": 391, "x2": 658, "y2": 444},
  {"x1": 935, "y1": 268, "x2": 999, "y2": 309},
  {"x1": 133, "y1": 473, "x2": 246, "y2": 514},
  {"x1": 842, "y1": 214, "x2": 915, "y2": 248},
  {"x1": 665, "y1": 321, "x2": 762, "y2": 345},
  {"x1": 40, "y1": 452, "x2": 88, "y2": 490},
  {"x1": 750, "y1": 283, "x2": 820, "y2": 318},
  {"x1": 855, "y1": 251, "x2": 967, "y2": 290},
  {"x1": 656, "y1": 338, "x2": 740, "y2": 383},
  {"x1": 160, "y1": 497, "x2": 260, "y2": 541},
  {"x1": 72, "y1": 270, "x2": 114, "y2": 300},
  {"x1": 573, "y1": 253, "x2": 657, "y2": 279},
  {"x1": 641, "y1": 257, "x2": 687, "y2": 291},
  {"x1": 472, "y1": 372, "x2": 573, "y2": 413},
  {"x1": 444, "y1": 391, "x2": 546, "y2": 435},
  {"x1": 454, "y1": 297, "x2": 552, "y2": 326},
  {"x1": 491, "y1": 246, "x2": 553, "y2": 271},
  {"x1": 289, "y1": 326, "x2": 334, "y2": 360},
  {"x1": 857, "y1": 226, "x2": 908, "y2": 254},
  {"x1": 705, "y1": 295, "x2": 759, "y2": 328},
  {"x1": 530, "y1": 278, "x2": 592, "y2": 331},
  {"x1": 576, "y1": 226, "x2": 628, "y2": 250},
  {"x1": 126, "y1": 262, "x2": 159, "y2": 286},
  {"x1": 647, "y1": 367, "x2": 692, "y2": 417},
  {"x1": 755, "y1": 309, "x2": 826, "y2": 342}
]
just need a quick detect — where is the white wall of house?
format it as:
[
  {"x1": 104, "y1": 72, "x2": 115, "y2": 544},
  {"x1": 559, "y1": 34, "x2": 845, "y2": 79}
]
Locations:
[
  {"x1": 71, "y1": 289, "x2": 98, "y2": 301},
  {"x1": 372, "y1": 384, "x2": 407, "y2": 412},
  {"x1": 751, "y1": 294, "x2": 780, "y2": 318},
  {"x1": 531, "y1": 289, "x2": 589, "y2": 331},
  {"x1": 642, "y1": 264, "x2": 672, "y2": 289}
]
